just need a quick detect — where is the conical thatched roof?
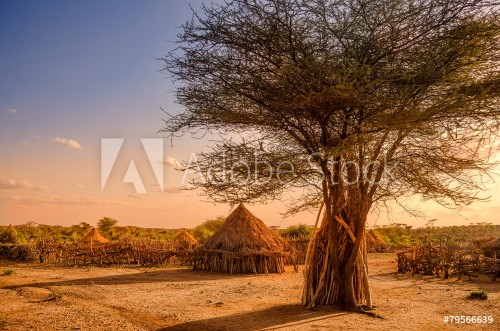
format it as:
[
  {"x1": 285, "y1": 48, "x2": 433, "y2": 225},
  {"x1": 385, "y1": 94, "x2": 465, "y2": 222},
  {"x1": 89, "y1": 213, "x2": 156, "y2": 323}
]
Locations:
[
  {"x1": 175, "y1": 229, "x2": 198, "y2": 249},
  {"x1": 81, "y1": 228, "x2": 109, "y2": 244},
  {"x1": 480, "y1": 238, "x2": 500, "y2": 251},
  {"x1": 195, "y1": 204, "x2": 293, "y2": 274},
  {"x1": 204, "y1": 203, "x2": 288, "y2": 252}
]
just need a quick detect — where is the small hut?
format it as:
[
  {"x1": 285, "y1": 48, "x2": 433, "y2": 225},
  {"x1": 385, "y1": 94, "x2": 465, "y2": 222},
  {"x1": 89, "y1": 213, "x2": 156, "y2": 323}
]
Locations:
[
  {"x1": 81, "y1": 228, "x2": 109, "y2": 245},
  {"x1": 480, "y1": 238, "x2": 500, "y2": 259},
  {"x1": 174, "y1": 229, "x2": 198, "y2": 251},
  {"x1": 194, "y1": 203, "x2": 293, "y2": 274}
]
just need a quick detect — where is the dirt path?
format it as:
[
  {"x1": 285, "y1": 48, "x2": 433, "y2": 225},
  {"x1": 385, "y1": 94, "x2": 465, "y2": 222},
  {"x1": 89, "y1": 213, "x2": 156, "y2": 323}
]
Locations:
[{"x1": 0, "y1": 254, "x2": 498, "y2": 330}]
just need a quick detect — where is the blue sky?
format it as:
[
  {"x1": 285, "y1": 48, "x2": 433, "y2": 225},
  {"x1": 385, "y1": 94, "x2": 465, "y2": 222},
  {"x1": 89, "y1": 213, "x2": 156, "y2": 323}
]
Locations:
[{"x1": 0, "y1": 0, "x2": 194, "y2": 141}]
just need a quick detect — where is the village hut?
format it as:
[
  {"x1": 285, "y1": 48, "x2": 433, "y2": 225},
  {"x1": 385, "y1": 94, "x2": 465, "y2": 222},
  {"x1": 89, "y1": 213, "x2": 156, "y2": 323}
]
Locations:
[
  {"x1": 81, "y1": 228, "x2": 109, "y2": 245},
  {"x1": 194, "y1": 203, "x2": 293, "y2": 274},
  {"x1": 174, "y1": 229, "x2": 198, "y2": 250},
  {"x1": 480, "y1": 238, "x2": 500, "y2": 259}
]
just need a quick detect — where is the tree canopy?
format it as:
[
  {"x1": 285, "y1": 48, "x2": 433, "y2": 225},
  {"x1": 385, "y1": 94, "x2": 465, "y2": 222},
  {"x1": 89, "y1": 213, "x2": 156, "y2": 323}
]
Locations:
[{"x1": 162, "y1": 0, "x2": 500, "y2": 310}]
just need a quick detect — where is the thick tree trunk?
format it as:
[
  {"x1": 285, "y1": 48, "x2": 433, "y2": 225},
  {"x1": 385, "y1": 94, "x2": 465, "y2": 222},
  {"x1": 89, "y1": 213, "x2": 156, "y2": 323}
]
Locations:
[{"x1": 302, "y1": 211, "x2": 370, "y2": 309}]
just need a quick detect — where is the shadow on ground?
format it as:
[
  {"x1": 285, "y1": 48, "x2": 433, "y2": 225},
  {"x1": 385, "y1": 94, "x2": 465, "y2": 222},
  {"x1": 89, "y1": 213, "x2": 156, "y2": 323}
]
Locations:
[
  {"x1": 1, "y1": 267, "x2": 276, "y2": 289},
  {"x1": 158, "y1": 304, "x2": 350, "y2": 331}
]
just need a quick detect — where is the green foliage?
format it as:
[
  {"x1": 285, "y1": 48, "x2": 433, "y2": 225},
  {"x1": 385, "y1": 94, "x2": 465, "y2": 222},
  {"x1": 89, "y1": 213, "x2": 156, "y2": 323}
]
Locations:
[
  {"x1": 469, "y1": 289, "x2": 488, "y2": 300},
  {"x1": 374, "y1": 224, "x2": 500, "y2": 248},
  {"x1": 0, "y1": 227, "x2": 19, "y2": 244},
  {"x1": 97, "y1": 217, "x2": 118, "y2": 234},
  {"x1": 193, "y1": 226, "x2": 213, "y2": 242},
  {"x1": 193, "y1": 216, "x2": 225, "y2": 242},
  {"x1": 2, "y1": 269, "x2": 16, "y2": 275},
  {"x1": 280, "y1": 224, "x2": 313, "y2": 239}
]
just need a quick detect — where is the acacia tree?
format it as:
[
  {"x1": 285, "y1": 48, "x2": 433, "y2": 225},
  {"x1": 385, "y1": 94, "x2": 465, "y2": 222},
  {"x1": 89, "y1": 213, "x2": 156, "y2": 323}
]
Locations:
[{"x1": 161, "y1": 0, "x2": 500, "y2": 310}]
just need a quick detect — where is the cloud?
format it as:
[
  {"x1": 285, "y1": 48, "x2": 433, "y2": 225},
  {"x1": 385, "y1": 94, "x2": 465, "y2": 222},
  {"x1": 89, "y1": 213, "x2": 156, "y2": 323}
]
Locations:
[
  {"x1": 128, "y1": 193, "x2": 144, "y2": 200},
  {"x1": 160, "y1": 157, "x2": 182, "y2": 169},
  {"x1": 163, "y1": 184, "x2": 190, "y2": 193},
  {"x1": 0, "y1": 179, "x2": 50, "y2": 192},
  {"x1": 53, "y1": 137, "x2": 83, "y2": 150},
  {"x1": 72, "y1": 183, "x2": 85, "y2": 189},
  {"x1": 3, "y1": 108, "x2": 17, "y2": 114},
  {"x1": 0, "y1": 194, "x2": 126, "y2": 206}
]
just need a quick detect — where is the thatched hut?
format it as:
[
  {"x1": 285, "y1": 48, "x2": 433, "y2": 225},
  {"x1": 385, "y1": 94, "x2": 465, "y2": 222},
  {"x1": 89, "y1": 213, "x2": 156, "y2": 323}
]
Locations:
[
  {"x1": 81, "y1": 228, "x2": 109, "y2": 245},
  {"x1": 480, "y1": 238, "x2": 500, "y2": 258},
  {"x1": 194, "y1": 203, "x2": 293, "y2": 274},
  {"x1": 174, "y1": 229, "x2": 198, "y2": 250}
]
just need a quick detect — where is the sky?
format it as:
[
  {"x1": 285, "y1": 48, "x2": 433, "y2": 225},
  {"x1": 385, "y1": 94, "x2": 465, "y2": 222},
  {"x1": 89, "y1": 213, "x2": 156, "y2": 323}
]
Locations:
[{"x1": 1, "y1": 1, "x2": 499, "y2": 229}]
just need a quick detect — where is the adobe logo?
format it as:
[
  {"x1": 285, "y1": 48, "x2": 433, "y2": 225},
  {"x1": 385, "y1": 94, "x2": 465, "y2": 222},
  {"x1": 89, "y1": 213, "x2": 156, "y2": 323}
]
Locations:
[{"x1": 101, "y1": 138, "x2": 164, "y2": 193}]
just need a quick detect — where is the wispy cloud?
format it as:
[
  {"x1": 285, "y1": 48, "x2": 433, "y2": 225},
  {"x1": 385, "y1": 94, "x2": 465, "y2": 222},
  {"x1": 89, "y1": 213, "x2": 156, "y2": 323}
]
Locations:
[
  {"x1": 163, "y1": 184, "x2": 190, "y2": 193},
  {"x1": 72, "y1": 183, "x2": 85, "y2": 189},
  {"x1": 0, "y1": 194, "x2": 126, "y2": 206},
  {"x1": 160, "y1": 157, "x2": 182, "y2": 169},
  {"x1": 128, "y1": 193, "x2": 144, "y2": 200},
  {"x1": 53, "y1": 137, "x2": 83, "y2": 150},
  {"x1": 0, "y1": 178, "x2": 50, "y2": 192},
  {"x1": 3, "y1": 108, "x2": 17, "y2": 114}
]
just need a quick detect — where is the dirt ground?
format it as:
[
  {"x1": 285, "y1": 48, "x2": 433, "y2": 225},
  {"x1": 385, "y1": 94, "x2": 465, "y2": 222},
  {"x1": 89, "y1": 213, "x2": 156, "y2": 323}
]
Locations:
[{"x1": 0, "y1": 254, "x2": 498, "y2": 330}]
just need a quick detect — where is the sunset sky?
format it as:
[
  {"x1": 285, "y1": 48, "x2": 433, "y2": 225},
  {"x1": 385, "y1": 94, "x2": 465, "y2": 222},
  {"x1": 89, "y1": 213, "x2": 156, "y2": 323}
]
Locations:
[{"x1": 1, "y1": 0, "x2": 499, "y2": 229}]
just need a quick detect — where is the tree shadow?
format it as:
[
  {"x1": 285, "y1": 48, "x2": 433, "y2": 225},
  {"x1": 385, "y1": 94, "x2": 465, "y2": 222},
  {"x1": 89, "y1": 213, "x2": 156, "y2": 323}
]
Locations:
[
  {"x1": 158, "y1": 304, "x2": 348, "y2": 331},
  {"x1": 1, "y1": 268, "x2": 275, "y2": 290},
  {"x1": 371, "y1": 271, "x2": 500, "y2": 292}
]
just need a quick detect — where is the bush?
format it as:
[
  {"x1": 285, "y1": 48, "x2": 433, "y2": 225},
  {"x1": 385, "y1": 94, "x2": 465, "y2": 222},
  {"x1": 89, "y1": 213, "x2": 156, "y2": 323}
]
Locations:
[
  {"x1": 280, "y1": 224, "x2": 313, "y2": 239},
  {"x1": 193, "y1": 217, "x2": 225, "y2": 242},
  {"x1": 0, "y1": 227, "x2": 19, "y2": 244},
  {"x1": 469, "y1": 289, "x2": 488, "y2": 300}
]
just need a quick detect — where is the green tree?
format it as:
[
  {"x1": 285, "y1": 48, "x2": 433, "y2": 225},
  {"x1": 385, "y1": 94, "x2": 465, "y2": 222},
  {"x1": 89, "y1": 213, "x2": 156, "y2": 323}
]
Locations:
[
  {"x1": 97, "y1": 217, "x2": 118, "y2": 234},
  {"x1": 193, "y1": 216, "x2": 225, "y2": 241},
  {"x1": 0, "y1": 225, "x2": 19, "y2": 244},
  {"x1": 162, "y1": 0, "x2": 500, "y2": 310},
  {"x1": 280, "y1": 224, "x2": 313, "y2": 239}
]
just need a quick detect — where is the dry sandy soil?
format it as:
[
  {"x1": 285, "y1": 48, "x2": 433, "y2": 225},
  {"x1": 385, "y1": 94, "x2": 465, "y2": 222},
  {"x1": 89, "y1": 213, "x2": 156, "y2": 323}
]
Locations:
[{"x1": 0, "y1": 254, "x2": 498, "y2": 331}]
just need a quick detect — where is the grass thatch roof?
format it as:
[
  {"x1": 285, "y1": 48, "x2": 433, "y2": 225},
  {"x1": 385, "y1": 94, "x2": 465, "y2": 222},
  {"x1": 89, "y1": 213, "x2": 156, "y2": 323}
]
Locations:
[
  {"x1": 480, "y1": 238, "x2": 500, "y2": 251},
  {"x1": 204, "y1": 203, "x2": 289, "y2": 252},
  {"x1": 175, "y1": 229, "x2": 198, "y2": 250},
  {"x1": 81, "y1": 228, "x2": 109, "y2": 244},
  {"x1": 195, "y1": 204, "x2": 294, "y2": 274}
]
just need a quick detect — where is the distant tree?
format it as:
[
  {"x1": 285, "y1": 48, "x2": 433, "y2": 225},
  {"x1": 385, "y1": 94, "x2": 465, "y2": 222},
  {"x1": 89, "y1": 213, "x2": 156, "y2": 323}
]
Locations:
[
  {"x1": 162, "y1": 0, "x2": 500, "y2": 310},
  {"x1": 425, "y1": 219, "x2": 438, "y2": 228},
  {"x1": 97, "y1": 217, "x2": 118, "y2": 234},
  {"x1": 193, "y1": 216, "x2": 225, "y2": 241},
  {"x1": 23, "y1": 221, "x2": 37, "y2": 228},
  {"x1": 280, "y1": 224, "x2": 313, "y2": 239},
  {"x1": 79, "y1": 222, "x2": 92, "y2": 230},
  {"x1": 0, "y1": 226, "x2": 19, "y2": 244}
]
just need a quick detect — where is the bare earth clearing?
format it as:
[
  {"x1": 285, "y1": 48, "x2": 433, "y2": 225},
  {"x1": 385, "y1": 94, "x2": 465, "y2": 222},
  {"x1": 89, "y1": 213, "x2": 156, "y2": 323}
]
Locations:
[{"x1": 0, "y1": 254, "x2": 497, "y2": 330}]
